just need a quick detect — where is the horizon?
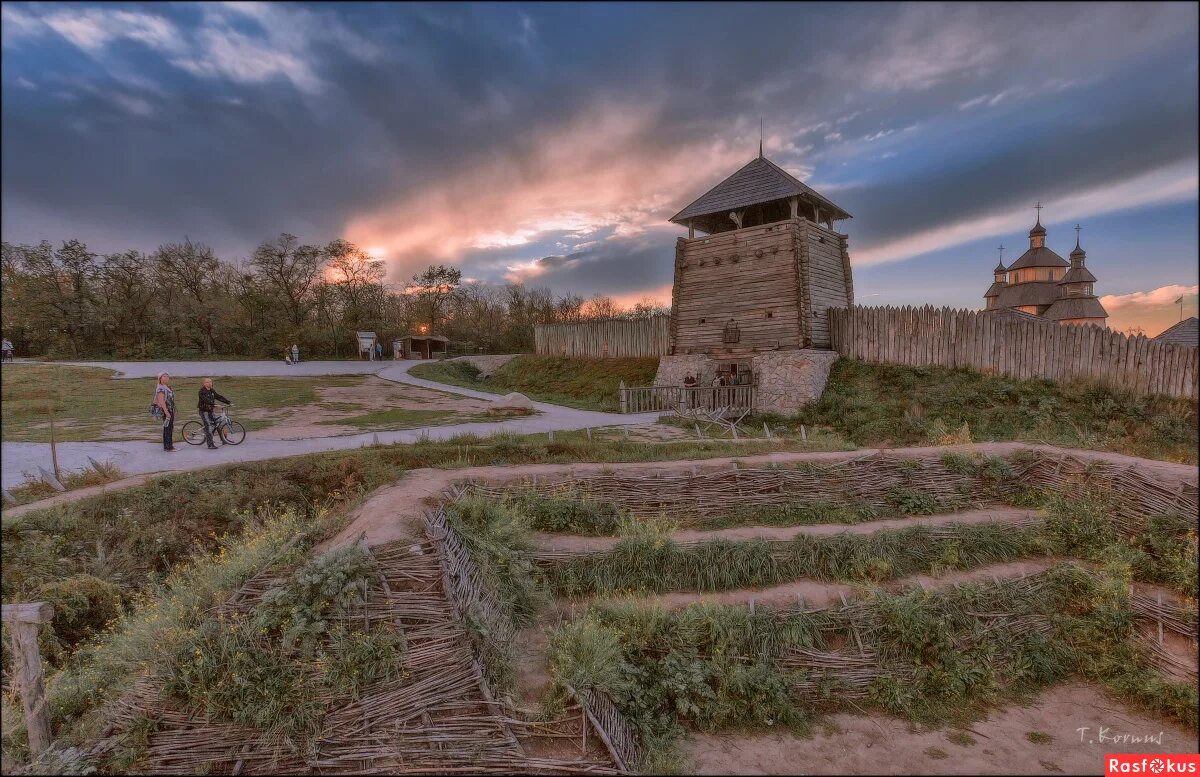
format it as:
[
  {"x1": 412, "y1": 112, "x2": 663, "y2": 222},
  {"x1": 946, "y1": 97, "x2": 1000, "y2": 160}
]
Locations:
[{"x1": 3, "y1": 1, "x2": 1198, "y2": 336}]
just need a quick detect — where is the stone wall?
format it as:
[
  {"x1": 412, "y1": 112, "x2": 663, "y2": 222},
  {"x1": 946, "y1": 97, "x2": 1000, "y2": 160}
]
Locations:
[{"x1": 653, "y1": 349, "x2": 838, "y2": 414}]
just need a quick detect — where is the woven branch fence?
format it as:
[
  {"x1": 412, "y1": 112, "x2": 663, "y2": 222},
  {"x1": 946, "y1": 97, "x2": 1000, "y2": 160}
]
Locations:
[
  {"x1": 86, "y1": 535, "x2": 622, "y2": 776},
  {"x1": 427, "y1": 488, "x2": 639, "y2": 773},
  {"x1": 470, "y1": 450, "x2": 1197, "y2": 539},
  {"x1": 535, "y1": 315, "x2": 670, "y2": 358},
  {"x1": 830, "y1": 305, "x2": 1199, "y2": 400},
  {"x1": 464, "y1": 449, "x2": 1197, "y2": 689}
]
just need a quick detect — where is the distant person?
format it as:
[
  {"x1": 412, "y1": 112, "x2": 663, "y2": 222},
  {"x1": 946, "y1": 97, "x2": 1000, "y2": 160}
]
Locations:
[
  {"x1": 291, "y1": 343, "x2": 300, "y2": 364},
  {"x1": 711, "y1": 374, "x2": 725, "y2": 387},
  {"x1": 198, "y1": 377, "x2": 232, "y2": 450},
  {"x1": 375, "y1": 341, "x2": 383, "y2": 360},
  {"x1": 1, "y1": 338, "x2": 12, "y2": 362},
  {"x1": 682, "y1": 373, "x2": 697, "y2": 388},
  {"x1": 154, "y1": 373, "x2": 177, "y2": 452}
]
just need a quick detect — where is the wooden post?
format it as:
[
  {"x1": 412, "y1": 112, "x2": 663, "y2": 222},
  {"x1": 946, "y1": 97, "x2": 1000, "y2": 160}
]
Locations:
[
  {"x1": 618, "y1": 381, "x2": 627, "y2": 414},
  {"x1": 800, "y1": 424, "x2": 807, "y2": 442},
  {"x1": 763, "y1": 422, "x2": 771, "y2": 439},
  {"x1": 47, "y1": 396, "x2": 62, "y2": 484},
  {"x1": 3, "y1": 602, "x2": 54, "y2": 758}
]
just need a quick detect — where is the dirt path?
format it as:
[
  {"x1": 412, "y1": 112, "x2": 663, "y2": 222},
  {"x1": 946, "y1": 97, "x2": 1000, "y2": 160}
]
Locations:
[
  {"x1": 529, "y1": 506, "x2": 1041, "y2": 553},
  {"x1": 2, "y1": 473, "x2": 159, "y2": 518},
  {"x1": 683, "y1": 682, "x2": 1198, "y2": 775}
]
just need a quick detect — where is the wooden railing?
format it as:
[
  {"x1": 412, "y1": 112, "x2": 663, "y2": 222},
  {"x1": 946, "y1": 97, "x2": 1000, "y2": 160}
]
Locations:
[{"x1": 617, "y1": 383, "x2": 756, "y2": 414}]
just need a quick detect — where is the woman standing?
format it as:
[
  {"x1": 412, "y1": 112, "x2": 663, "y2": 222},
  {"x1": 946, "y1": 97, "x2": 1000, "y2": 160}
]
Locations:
[{"x1": 154, "y1": 372, "x2": 177, "y2": 451}]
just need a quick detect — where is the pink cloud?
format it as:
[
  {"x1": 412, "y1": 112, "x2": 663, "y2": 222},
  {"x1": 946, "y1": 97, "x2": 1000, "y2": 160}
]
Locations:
[
  {"x1": 1100, "y1": 284, "x2": 1199, "y2": 337},
  {"x1": 343, "y1": 102, "x2": 749, "y2": 283}
]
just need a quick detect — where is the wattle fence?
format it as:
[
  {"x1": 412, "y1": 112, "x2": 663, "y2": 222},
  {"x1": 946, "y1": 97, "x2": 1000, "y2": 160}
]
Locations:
[
  {"x1": 829, "y1": 306, "x2": 1198, "y2": 400},
  {"x1": 534, "y1": 315, "x2": 670, "y2": 358}
]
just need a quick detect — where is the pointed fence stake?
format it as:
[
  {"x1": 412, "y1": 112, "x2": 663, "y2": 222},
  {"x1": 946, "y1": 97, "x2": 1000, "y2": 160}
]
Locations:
[
  {"x1": 763, "y1": 422, "x2": 771, "y2": 439},
  {"x1": 800, "y1": 424, "x2": 807, "y2": 442}
]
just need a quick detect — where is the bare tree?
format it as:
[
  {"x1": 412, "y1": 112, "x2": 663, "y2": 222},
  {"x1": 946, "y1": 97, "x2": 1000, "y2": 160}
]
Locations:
[{"x1": 406, "y1": 264, "x2": 462, "y2": 333}]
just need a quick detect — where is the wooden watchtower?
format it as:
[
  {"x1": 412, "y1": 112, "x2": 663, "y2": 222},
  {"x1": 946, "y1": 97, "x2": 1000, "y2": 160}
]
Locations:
[{"x1": 667, "y1": 153, "x2": 854, "y2": 353}]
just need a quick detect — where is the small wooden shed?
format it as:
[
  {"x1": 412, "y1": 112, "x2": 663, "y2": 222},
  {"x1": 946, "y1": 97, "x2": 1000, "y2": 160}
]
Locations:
[
  {"x1": 356, "y1": 331, "x2": 379, "y2": 360},
  {"x1": 396, "y1": 335, "x2": 449, "y2": 360}
]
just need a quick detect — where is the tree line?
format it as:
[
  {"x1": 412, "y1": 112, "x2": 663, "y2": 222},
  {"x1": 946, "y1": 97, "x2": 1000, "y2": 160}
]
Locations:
[{"x1": 0, "y1": 235, "x2": 667, "y2": 359}]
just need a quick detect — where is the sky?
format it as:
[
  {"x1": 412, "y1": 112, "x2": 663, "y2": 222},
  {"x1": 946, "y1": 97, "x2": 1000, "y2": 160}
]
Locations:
[{"x1": 2, "y1": 1, "x2": 1198, "y2": 336}]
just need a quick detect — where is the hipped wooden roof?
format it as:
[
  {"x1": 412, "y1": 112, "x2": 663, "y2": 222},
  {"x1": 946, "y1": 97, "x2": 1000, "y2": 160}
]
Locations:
[
  {"x1": 1007, "y1": 246, "x2": 1069, "y2": 270},
  {"x1": 1044, "y1": 296, "x2": 1108, "y2": 321},
  {"x1": 669, "y1": 156, "x2": 851, "y2": 225},
  {"x1": 1058, "y1": 266, "x2": 1098, "y2": 284},
  {"x1": 995, "y1": 281, "x2": 1062, "y2": 308},
  {"x1": 1153, "y1": 317, "x2": 1199, "y2": 347}
]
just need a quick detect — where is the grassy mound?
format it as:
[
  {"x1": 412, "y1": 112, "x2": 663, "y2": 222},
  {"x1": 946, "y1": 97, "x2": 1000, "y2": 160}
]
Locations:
[
  {"x1": 795, "y1": 360, "x2": 1198, "y2": 464},
  {"x1": 410, "y1": 355, "x2": 660, "y2": 412}
]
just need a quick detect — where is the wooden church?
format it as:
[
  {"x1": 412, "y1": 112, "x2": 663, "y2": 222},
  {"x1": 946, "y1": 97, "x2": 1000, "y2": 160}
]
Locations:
[{"x1": 666, "y1": 151, "x2": 854, "y2": 354}]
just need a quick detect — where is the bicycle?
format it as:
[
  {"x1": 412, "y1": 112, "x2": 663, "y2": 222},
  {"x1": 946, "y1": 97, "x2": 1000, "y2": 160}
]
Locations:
[{"x1": 182, "y1": 404, "x2": 246, "y2": 446}]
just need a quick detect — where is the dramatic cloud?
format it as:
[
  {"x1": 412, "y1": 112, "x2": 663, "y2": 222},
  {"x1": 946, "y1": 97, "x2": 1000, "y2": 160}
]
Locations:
[{"x1": 2, "y1": 1, "x2": 1196, "y2": 335}]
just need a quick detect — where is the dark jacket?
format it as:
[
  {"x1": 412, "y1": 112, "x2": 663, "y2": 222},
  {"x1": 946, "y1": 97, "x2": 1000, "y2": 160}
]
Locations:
[{"x1": 198, "y1": 386, "x2": 231, "y2": 412}]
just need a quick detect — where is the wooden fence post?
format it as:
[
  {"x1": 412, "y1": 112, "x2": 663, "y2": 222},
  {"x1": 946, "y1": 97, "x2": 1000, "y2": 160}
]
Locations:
[
  {"x1": 3, "y1": 602, "x2": 55, "y2": 758},
  {"x1": 47, "y1": 395, "x2": 62, "y2": 484},
  {"x1": 618, "y1": 381, "x2": 628, "y2": 414}
]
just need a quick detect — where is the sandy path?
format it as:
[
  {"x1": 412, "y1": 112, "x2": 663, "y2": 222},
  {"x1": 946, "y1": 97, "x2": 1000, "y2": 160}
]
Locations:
[
  {"x1": 2, "y1": 473, "x2": 159, "y2": 518},
  {"x1": 529, "y1": 506, "x2": 1041, "y2": 553},
  {"x1": 683, "y1": 682, "x2": 1198, "y2": 775}
]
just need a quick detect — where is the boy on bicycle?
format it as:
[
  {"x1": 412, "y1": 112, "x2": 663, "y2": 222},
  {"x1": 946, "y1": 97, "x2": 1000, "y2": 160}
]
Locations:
[{"x1": 198, "y1": 377, "x2": 233, "y2": 449}]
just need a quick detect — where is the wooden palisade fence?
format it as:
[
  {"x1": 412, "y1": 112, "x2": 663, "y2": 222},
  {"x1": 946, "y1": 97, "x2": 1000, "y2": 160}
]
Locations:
[
  {"x1": 830, "y1": 305, "x2": 1198, "y2": 400},
  {"x1": 535, "y1": 314, "x2": 670, "y2": 358}
]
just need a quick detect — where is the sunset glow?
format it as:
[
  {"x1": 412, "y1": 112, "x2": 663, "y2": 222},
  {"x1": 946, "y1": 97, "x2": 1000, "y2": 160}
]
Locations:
[{"x1": 2, "y1": 3, "x2": 1196, "y2": 335}]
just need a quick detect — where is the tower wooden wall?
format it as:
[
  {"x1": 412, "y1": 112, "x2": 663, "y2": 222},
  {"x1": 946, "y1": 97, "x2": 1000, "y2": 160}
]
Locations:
[{"x1": 669, "y1": 217, "x2": 852, "y2": 354}]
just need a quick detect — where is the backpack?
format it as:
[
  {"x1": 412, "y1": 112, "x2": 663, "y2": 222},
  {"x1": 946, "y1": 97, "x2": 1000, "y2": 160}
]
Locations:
[{"x1": 149, "y1": 401, "x2": 163, "y2": 419}]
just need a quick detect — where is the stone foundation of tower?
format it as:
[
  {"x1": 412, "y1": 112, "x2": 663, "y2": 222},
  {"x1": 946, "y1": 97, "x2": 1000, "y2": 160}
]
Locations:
[{"x1": 654, "y1": 349, "x2": 838, "y2": 415}]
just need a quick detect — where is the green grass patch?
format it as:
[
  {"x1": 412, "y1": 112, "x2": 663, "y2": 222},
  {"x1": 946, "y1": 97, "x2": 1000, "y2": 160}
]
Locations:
[
  {"x1": 795, "y1": 360, "x2": 1198, "y2": 464},
  {"x1": 544, "y1": 521, "x2": 1040, "y2": 596},
  {"x1": 28, "y1": 508, "x2": 328, "y2": 761},
  {"x1": 410, "y1": 355, "x2": 660, "y2": 412},
  {"x1": 1, "y1": 364, "x2": 362, "y2": 442},
  {"x1": 5, "y1": 460, "x2": 126, "y2": 506},
  {"x1": 547, "y1": 564, "x2": 1197, "y2": 765}
]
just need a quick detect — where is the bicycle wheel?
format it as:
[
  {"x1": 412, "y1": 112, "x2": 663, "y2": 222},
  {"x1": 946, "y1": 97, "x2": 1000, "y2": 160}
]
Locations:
[
  {"x1": 220, "y1": 420, "x2": 247, "y2": 445},
  {"x1": 181, "y1": 421, "x2": 207, "y2": 445}
]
